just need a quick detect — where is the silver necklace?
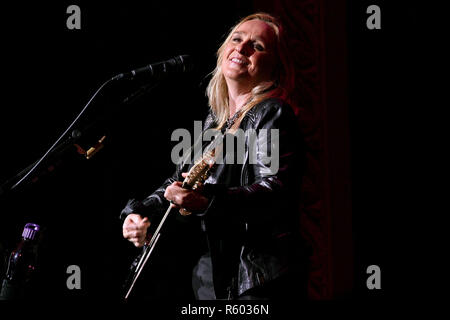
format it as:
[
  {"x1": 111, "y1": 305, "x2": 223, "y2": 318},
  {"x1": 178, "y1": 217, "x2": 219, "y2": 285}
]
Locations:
[{"x1": 225, "y1": 109, "x2": 242, "y2": 130}]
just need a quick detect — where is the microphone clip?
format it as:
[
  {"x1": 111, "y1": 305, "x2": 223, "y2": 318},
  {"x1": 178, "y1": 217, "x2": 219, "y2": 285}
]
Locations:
[{"x1": 74, "y1": 135, "x2": 107, "y2": 160}]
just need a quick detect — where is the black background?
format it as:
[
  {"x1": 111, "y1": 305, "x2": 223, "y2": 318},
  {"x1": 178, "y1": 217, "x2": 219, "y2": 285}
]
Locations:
[{"x1": 0, "y1": 0, "x2": 427, "y2": 307}]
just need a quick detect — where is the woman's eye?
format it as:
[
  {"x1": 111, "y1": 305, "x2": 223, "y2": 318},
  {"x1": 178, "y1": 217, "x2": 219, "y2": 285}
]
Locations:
[
  {"x1": 254, "y1": 44, "x2": 264, "y2": 51},
  {"x1": 232, "y1": 37, "x2": 241, "y2": 42}
]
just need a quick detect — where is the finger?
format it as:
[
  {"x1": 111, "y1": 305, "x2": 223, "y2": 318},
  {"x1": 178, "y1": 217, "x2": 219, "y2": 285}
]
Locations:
[
  {"x1": 127, "y1": 230, "x2": 145, "y2": 239},
  {"x1": 140, "y1": 217, "x2": 151, "y2": 227},
  {"x1": 123, "y1": 227, "x2": 138, "y2": 237},
  {"x1": 138, "y1": 234, "x2": 147, "y2": 244},
  {"x1": 194, "y1": 182, "x2": 204, "y2": 192},
  {"x1": 170, "y1": 202, "x2": 180, "y2": 209},
  {"x1": 165, "y1": 184, "x2": 180, "y2": 198},
  {"x1": 128, "y1": 238, "x2": 140, "y2": 246},
  {"x1": 126, "y1": 213, "x2": 145, "y2": 225},
  {"x1": 164, "y1": 188, "x2": 170, "y2": 199},
  {"x1": 130, "y1": 239, "x2": 144, "y2": 248},
  {"x1": 181, "y1": 172, "x2": 188, "y2": 178},
  {"x1": 123, "y1": 230, "x2": 133, "y2": 239},
  {"x1": 129, "y1": 235, "x2": 145, "y2": 243},
  {"x1": 123, "y1": 224, "x2": 140, "y2": 232},
  {"x1": 122, "y1": 227, "x2": 147, "y2": 238}
]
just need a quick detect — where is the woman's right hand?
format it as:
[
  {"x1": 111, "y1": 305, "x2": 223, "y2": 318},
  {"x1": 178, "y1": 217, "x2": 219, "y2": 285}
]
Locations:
[{"x1": 122, "y1": 213, "x2": 151, "y2": 247}]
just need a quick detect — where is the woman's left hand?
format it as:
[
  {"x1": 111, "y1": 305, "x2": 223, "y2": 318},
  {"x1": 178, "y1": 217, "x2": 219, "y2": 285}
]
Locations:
[{"x1": 164, "y1": 176, "x2": 209, "y2": 212}]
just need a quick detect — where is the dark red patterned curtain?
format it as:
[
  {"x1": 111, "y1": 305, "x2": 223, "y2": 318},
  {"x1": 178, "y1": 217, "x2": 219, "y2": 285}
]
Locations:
[{"x1": 253, "y1": 0, "x2": 353, "y2": 299}]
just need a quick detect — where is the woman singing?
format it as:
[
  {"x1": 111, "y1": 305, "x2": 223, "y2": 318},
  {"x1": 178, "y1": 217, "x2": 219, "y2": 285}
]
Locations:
[{"x1": 121, "y1": 12, "x2": 308, "y2": 300}]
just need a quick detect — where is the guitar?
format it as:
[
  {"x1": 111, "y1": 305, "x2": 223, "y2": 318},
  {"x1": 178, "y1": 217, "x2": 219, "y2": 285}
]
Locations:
[{"x1": 122, "y1": 151, "x2": 215, "y2": 300}]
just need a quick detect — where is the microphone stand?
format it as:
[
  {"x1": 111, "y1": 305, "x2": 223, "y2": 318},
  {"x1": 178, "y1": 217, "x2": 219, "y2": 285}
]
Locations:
[
  {"x1": 0, "y1": 75, "x2": 155, "y2": 200},
  {"x1": 1, "y1": 54, "x2": 191, "y2": 199},
  {"x1": 0, "y1": 125, "x2": 106, "y2": 201},
  {"x1": 0, "y1": 135, "x2": 70, "y2": 199},
  {"x1": 0, "y1": 69, "x2": 180, "y2": 301}
]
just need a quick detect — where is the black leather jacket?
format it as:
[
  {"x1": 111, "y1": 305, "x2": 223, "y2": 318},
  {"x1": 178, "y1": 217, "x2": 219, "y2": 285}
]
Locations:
[{"x1": 121, "y1": 97, "x2": 306, "y2": 299}]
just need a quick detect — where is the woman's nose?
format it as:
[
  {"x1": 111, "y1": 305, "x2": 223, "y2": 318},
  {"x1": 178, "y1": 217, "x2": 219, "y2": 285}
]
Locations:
[{"x1": 235, "y1": 41, "x2": 250, "y2": 56}]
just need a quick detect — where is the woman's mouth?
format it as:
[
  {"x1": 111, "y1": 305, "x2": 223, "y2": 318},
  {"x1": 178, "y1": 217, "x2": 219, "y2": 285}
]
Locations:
[{"x1": 230, "y1": 57, "x2": 248, "y2": 66}]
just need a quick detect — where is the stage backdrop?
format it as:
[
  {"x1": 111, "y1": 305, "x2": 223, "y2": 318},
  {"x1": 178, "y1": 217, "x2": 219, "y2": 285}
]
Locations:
[{"x1": 0, "y1": 0, "x2": 421, "y2": 301}]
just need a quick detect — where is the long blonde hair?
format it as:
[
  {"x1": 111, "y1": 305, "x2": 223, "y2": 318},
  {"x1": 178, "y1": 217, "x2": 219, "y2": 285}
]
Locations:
[{"x1": 206, "y1": 12, "x2": 295, "y2": 129}]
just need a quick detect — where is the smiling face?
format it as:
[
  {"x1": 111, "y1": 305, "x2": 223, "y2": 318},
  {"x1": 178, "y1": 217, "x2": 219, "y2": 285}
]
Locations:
[{"x1": 221, "y1": 19, "x2": 278, "y2": 90}]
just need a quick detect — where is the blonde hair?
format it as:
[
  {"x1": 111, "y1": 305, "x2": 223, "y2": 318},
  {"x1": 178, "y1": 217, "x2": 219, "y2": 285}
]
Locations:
[{"x1": 206, "y1": 12, "x2": 295, "y2": 129}]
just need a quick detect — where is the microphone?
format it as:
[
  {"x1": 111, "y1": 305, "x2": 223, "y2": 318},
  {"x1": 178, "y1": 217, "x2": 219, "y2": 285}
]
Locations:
[{"x1": 112, "y1": 55, "x2": 193, "y2": 80}]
